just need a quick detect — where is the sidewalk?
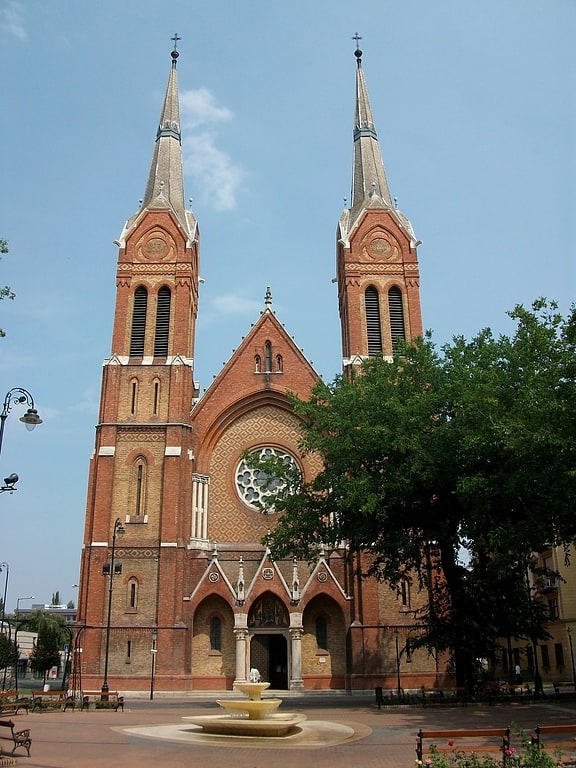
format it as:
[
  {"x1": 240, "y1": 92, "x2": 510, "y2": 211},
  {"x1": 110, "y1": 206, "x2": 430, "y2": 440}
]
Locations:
[{"x1": 12, "y1": 697, "x2": 576, "y2": 768}]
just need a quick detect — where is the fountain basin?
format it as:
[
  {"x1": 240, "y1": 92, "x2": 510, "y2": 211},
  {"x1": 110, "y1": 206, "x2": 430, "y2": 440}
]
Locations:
[
  {"x1": 216, "y1": 697, "x2": 282, "y2": 720},
  {"x1": 186, "y1": 713, "x2": 306, "y2": 738},
  {"x1": 233, "y1": 681, "x2": 270, "y2": 700}
]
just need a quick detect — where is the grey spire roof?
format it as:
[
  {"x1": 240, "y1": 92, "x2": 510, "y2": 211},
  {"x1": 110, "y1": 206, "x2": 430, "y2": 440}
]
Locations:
[
  {"x1": 350, "y1": 46, "x2": 393, "y2": 216},
  {"x1": 118, "y1": 46, "x2": 196, "y2": 244}
]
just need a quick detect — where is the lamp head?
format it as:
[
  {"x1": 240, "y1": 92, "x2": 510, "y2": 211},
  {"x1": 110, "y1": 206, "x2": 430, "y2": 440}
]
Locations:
[
  {"x1": 3, "y1": 473, "x2": 18, "y2": 487},
  {"x1": 20, "y1": 408, "x2": 42, "y2": 431}
]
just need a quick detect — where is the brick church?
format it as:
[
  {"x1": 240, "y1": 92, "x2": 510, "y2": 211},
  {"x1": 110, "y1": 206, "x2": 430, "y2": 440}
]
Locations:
[{"x1": 75, "y1": 42, "x2": 445, "y2": 694}]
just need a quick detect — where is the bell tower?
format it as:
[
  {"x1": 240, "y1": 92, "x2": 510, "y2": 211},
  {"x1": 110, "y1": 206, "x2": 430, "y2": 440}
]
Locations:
[
  {"x1": 77, "y1": 41, "x2": 199, "y2": 689},
  {"x1": 337, "y1": 43, "x2": 423, "y2": 374}
]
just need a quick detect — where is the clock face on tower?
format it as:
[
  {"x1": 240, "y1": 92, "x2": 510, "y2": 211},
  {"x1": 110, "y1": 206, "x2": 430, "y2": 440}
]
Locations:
[{"x1": 235, "y1": 447, "x2": 300, "y2": 511}]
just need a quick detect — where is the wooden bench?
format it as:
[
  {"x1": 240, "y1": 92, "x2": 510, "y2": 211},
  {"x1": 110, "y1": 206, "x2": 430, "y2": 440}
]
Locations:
[
  {"x1": 416, "y1": 727, "x2": 511, "y2": 763},
  {"x1": 531, "y1": 724, "x2": 576, "y2": 762},
  {"x1": 31, "y1": 690, "x2": 70, "y2": 711},
  {"x1": 0, "y1": 692, "x2": 29, "y2": 715},
  {"x1": 81, "y1": 690, "x2": 124, "y2": 711},
  {"x1": 0, "y1": 719, "x2": 31, "y2": 757}
]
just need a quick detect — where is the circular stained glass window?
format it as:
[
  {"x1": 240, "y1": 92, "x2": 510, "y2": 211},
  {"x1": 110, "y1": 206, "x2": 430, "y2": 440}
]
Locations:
[{"x1": 235, "y1": 447, "x2": 299, "y2": 510}]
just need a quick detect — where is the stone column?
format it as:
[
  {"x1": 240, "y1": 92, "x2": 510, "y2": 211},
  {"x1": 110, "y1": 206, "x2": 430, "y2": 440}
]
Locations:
[
  {"x1": 289, "y1": 612, "x2": 304, "y2": 692},
  {"x1": 233, "y1": 613, "x2": 248, "y2": 684}
]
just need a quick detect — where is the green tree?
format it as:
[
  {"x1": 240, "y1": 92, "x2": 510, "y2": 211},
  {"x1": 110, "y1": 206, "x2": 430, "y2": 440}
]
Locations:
[
  {"x1": 0, "y1": 632, "x2": 18, "y2": 683},
  {"x1": 255, "y1": 300, "x2": 576, "y2": 693},
  {"x1": 29, "y1": 614, "x2": 61, "y2": 684},
  {"x1": 0, "y1": 240, "x2": 15, "y2": 337}
]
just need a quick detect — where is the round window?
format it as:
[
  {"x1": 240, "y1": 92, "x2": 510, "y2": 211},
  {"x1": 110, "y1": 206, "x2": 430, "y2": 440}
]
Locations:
[{"x1": 235, "y1": 447, "x2": 299, "y2": 510}]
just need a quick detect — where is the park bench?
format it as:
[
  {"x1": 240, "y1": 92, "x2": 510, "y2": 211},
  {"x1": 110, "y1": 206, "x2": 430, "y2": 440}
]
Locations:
[
  {"x1": 0, "y1": 719, "x2": 31, "y2": 757},
  {"x1": 81, "y1": 690, "x2": 124, "y2": 711},
  {"x1": 0, "y1": 692, "x2": 29, "y2": 715},
  {"x1": 416, "y1": 727, "x2": 511, "y2": 763},
  {"x1": 30, "y1": 690, "x2": 70, "y2": 711},
  {"x1": 531, "y1": 724, "x2": 576, "y2": 763}
]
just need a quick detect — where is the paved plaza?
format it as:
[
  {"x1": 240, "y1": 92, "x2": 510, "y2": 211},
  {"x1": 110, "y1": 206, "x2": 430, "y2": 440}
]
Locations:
[{"x1": 8, "y1": 695, "x2": 576, "y2": 768}]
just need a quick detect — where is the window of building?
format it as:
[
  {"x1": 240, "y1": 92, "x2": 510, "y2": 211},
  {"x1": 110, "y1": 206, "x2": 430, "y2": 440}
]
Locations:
[
  {"x1": 126, "y1": 640, "x2": 132, "y2": 664},
  {"x1": 131, "y1": 580, "x2": 138, "y2": 609},
  {"x1": 154, "y1": 286, "x2": 171, "y2": 356},
  {"x1": 254, "y1": 354, "x2": 261, "y2": 373},
  {"x1": 388, "y1": 286, "x2": 406, "y2": 348},
  {"x1": 265, "y1": 341, "x2": 272, "y2": 373},
  {"x1": 555, "y1": 642, "x2": 565, "y2": 670},
  {"x1": 235, "y1": 447, "x2": 300, "y2": 510},
  {"x1": 549, "y1": 598, "x2": 559, "y2": 620},
  {"x1": 130, "y1": 379, "x2": 138, "y2": 415},
  {"x1": 315, "y1": 616, "x2": 328, "y2": 650},
  {"x1": 540, "y1": 644, "x2": 550, "y2": 672},
  {"x1": 130, "y1": 286, "x2": 148, "y2": 356},
  {"x1": 210, "y1": 616, "x2": 222, "y2": 652},
  {"x1": 276, "y1": 354, "x2": 283, "y2": 373},
  {"x1": 526, "y1": 645, "x2": 534, "y2": 670},
  {"x1": 153, "y1": 379, "x2": 160, "y2": 416},
  {"x1": 365, "y1": 286, "x2": 382, "y2": 356},
  {"x1": 400, "y1": 578, "x2": 411, "y2": 609}
]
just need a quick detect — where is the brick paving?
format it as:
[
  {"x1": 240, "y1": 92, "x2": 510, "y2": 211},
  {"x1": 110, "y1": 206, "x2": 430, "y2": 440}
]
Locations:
[{"x1": 10, "y1": 696, "x2": 576, "y2": 768}]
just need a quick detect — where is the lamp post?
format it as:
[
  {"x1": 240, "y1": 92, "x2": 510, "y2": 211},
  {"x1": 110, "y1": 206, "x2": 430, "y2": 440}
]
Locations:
[
  {"x1": 0, "y1": 388, "x2": 42, "y2": 493},
  {"x1": 101, "y1": 518, "x2": 124, "y2": 695},
  {"x1": 395, "y1": 628, "x2": 402, "y2": 698},
  {"x1": 150, "y1": 629, "x2": 158, "y2": 700},
  {"x1": 568, "y1": 627, "x2": 576, "y2": 692},
  {"x1": 0, "y1": 563, "x2": 8, "y2": 690},
  {"x1": 14, "y1": 596, "x2": 35, "y2": 693}
]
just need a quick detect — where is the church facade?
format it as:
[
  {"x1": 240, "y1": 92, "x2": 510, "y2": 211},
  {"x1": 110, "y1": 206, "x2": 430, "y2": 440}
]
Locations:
[{"x1": 75, "y1": 43, "x2": 447, "y2": 694}]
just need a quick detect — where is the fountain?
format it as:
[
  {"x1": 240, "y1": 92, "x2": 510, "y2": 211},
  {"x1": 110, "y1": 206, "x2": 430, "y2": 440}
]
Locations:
[{"x1": 187, "y1": 669, "x2": 305, "y2": 737}]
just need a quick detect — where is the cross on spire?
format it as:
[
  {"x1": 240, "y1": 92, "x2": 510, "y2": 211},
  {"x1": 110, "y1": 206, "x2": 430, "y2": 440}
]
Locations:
[
  {"x1": 171, "y1": 33, "x2": 181, "y2": 51},
  {"x1": 352, "y1": 32, "x2": 362, "y2": 50}
]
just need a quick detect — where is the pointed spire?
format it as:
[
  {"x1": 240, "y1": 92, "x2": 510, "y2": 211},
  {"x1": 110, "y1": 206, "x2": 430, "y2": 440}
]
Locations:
[
  {"x1": 350, "y1": 40, "x2": 393, "y2": 218},
  {"x1": 140, "y1": 37, "x2": 188, "y2": 229}
]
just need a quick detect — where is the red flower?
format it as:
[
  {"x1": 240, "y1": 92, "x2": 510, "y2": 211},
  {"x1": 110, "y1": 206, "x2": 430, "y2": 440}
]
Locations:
[{"x1": 448, "y1": 740, "x2": 455, "y2": 747}]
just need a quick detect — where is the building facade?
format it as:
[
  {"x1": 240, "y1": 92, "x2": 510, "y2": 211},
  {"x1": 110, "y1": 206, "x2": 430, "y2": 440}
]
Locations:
[{"x1": 75, "y1": 43, "x2": 447, "y2": 694}]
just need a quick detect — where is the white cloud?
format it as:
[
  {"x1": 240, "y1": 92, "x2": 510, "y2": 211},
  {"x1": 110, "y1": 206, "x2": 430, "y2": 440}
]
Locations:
[
  {"x1": 1, "y1": 0, "x2": 27, "y2": 41},
  {"x1": 180, "y1": 88, "x2": 245, "y2": 211}
]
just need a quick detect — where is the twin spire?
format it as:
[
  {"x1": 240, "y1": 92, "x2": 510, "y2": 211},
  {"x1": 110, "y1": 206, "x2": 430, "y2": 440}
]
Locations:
[{"x1": 129, "y1": 37, "x2": 404, "y2": 242}]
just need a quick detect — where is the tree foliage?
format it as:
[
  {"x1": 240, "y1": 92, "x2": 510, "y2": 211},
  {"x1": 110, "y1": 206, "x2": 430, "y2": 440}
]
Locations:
[
  {"x1": 28, "y1": 614, "x2": 62, "y2": 682},
  {"x1": 0, "y1": 240, "x2": 15, "y2": 338},
  {"x1": 254, "y1": 300, "x2": 576, "y2": 691},
  {"x1": 0, "y1": 632, "x2": 18, "y2": 674}
]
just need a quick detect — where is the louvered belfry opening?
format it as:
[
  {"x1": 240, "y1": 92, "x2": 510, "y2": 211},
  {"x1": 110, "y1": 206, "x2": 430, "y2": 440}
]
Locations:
[
  {"x1": 365, "y1": 285, "x2": 383, "y2": 356},
  {"x1": 388, "y1": 286, "x2": 406, "y2": 348},
  {"x1": 130, "y1": 286, "x2": 148, "y2": 356},
  {"x1": 154, "y1": 286, "x2": 171, "y2": 356}
]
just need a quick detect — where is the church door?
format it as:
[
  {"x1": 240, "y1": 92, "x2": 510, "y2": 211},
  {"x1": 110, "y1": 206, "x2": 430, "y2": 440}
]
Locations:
[{"x1": 250, "y1": 633, "x2": 288, "y2": 690}]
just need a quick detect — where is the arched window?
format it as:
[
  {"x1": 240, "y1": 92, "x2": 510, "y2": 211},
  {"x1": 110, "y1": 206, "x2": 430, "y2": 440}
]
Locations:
[
  {"x1": 130, "y1": 378, "x2": 138, "y2": 415},
  {"x1": 254, "y1": 354, "x2": 261, "y2": 373},
  {"x1": 128, "y1": 579, "x2": 138, "y2": 609},
  {"x1": 132, "y1": 458, "x2": 147, "y2": 519},
  {"x1": 154, "y1": 286, "x2": 171, "y2": 356},
  {"x1": 400, "y1": 578, "x2": 411, "y2": 609},
  {"x1": 315, "y1": 616, "x2": 328, "y2": 650},
  {"x1": 388, "y1": 286, "x2": 406, "y2": 348},
  {"x1": 210, "y1": 616, "x2": 222, "y2": 651},
  {"x1": 276, "y1": 354, "x2": 283, "y2": 373},
  {"x1": 265, "y1": 341, "x2": 272, "y2": 373},
  {"x1": 365, "y1": 286, "x2": 383, "y2": 356},
  {"x1": 130, "y1": 286, "x2": 148, "y2": 356}
]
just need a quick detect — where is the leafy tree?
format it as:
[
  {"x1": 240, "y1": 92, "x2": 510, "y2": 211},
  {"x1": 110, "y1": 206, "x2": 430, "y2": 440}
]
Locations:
[
  {"x1": 29, "y1": 614, "x2": 61, "y2": 684},
  {"x1": 0, "y1": 239, "x2": 15, "y2": 337},
  {"x1": 0, "y1": 632, "x2": 18, "y2": 680},
  {"x1": 254, "y1": 300, "x2": 576, "y2": 693},
  {"x1": 51, "y1": 591, "x2": 60, "y2": 606}
]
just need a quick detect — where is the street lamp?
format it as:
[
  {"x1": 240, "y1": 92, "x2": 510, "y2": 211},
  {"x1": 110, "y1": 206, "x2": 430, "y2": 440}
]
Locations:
[
  {"x1": 150, "y1": 628, "x2": 158, "y2": 700},
  {"x1": 0, "y1": 563, "x2": 8, "y2": 690},
  {"x1": 101, "y1": 518, "x2": 125, "y2": 695},
  {"x1": 0, "y1": 388, "x2": 42, "y2": 493},
  {"x1": 394, "y1": 628, "x2": 402, "y2": 698},
  {"x1": 14, "y1": 596, "x2": 35, "y2": 693}
]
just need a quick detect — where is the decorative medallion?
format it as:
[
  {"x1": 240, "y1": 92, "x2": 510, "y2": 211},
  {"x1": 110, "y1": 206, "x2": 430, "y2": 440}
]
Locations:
[
  {"x1": 368, "y1": 237, "x2": 392, "y2": 258},
  {"x1": 317, "y1": 571, "x2": 328, "y2": 583},
  {"x1": 144, "y1": 237, "x2": 168, "y2": 259},
  {"x1": 209, "y1": 572, "x2": 220, "y2": 583},
  {"x1": 262, "y1": 567, "x2": 274, "y2": 581}
]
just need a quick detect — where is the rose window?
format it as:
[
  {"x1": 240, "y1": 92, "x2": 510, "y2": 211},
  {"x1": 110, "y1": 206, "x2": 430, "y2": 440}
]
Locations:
[{"x1": 235, "y1": 447, "x2": 299, "y2": 510}]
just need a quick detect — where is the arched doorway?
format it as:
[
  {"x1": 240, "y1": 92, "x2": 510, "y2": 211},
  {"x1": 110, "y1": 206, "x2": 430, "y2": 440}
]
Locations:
[
  {"x1": 248, "y1": 593, "x2": 289, "y2": 689},
  {"x1": 250, "y1": 633, "x2": 288, "y2": 689}
]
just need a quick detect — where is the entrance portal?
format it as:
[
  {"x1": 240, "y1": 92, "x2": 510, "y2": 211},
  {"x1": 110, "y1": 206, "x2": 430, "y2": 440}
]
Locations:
[{"x1": 250, "y1": 634, "x2": 288, "y2": 689}]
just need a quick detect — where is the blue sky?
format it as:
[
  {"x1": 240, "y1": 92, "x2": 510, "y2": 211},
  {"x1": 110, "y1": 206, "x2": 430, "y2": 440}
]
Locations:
[{"x1": 0, "y1": 0, "x2": 574, "y2": 609}]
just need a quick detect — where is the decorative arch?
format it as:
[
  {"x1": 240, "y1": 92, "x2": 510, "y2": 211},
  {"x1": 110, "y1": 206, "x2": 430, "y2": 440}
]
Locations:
[
  {"x1": 130, "y1": 285, "x2": 148, "y2": 356},
  {"x1": 364, "y1": 284, "x2": 383, "y2": 356},
  {"x1": 248, "y1": 593, "x2": 289, "y2": 628},
  {"x1": 154, "y1": 285, "x2": 171, "y2": 356},
  {"x1": 388, "y1": 285, "x2": 406, "y2": 347}
]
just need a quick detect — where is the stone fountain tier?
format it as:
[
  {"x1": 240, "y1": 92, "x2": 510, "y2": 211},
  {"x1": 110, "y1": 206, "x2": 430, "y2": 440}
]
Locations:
[{"x1": 187, "y1": 679, "x2": 306, "y2": 737}]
